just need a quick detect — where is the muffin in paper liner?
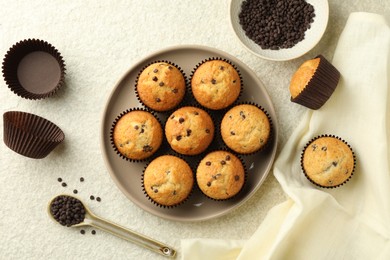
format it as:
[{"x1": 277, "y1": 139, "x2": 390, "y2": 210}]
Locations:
[
  {"x1": 290, "y1": 55, "x2": 340, "y2": 110},
  {"x1": 190, "y1": 57, "x2": 243, "y2": 110},
  {"x1": 110, "y1": 108, "x2": 163, "y2": 163},
  {"x1": 142, "y1": 154, "x2": 194, "y2": 208},
  {"x1": 301, "y1": 134, "x2": 356, "y2": 188},
  {"x1": 135, "y1": 60, "x2": 187, "y2": 113},
  {"x1": 3, "y1": 111, "x2": 65, "y2": 159},
  {"x1": 2, "y1": 39, "x2": 66, "y2": 100},
  {"x1": 195, "y1": 150, "x2": 247, "y2": 201},
  {"x1": 164, "y1": 105, "x2": 215, "y2": 156},
  {"x1": 220, "y1": 102, "x2": 273, "y2": 155}
]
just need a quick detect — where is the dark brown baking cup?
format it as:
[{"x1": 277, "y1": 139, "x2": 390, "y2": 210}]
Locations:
[
  {"x1": 3, "y1": 111, "x2": 65, "y2": 159},
  {"x1": 141, "y1": 154, "x2": 194, "y2": 208},
  {"x1": 110, "y1": 108, "x2": 163, "y2": 163},
  {"x1": 220, "y1": 102, "x2": 273, "y2": 155},
  {"x1": 189, "y1": 57, "x2": 243, "y2": 110},
  {"x1": 2, "y1": 39, "x2": 66, "y2": 100},
  {"x1": 195, "y1": 150, "x2": 247, "y2": 201},
  {"x1": 290, "y1": 55, "x2": 340, "y2": 110},
  {"x1": 134, "y1": 60, "x2": 187, "y2": 113},
  {"x1": 164, "y1": 105, "x2": 216, "y2": 157},
  {"x1": 300, "y1": 134, "x2": 356, "y2": 189}
]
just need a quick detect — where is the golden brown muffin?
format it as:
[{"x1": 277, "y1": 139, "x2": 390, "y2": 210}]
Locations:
[
  {"x1": 196, "y1": 151, "x2": 245, "y2": 200},
  {"x1": 191, "y1": 60, "x2": 241, "y2": 110},
  {"x1": 143, "y1": 155, "x2": 193, "y2": 206},
  {"x1": 221, "y1": 104, "x2": 270, "y2": 154},
  {"x1": 302, "y1": 136, "x2": 355, "y2": 188},
  {"x1": 165, "y1": 106, "x2": 214, "y2": 155},
  {"x1": 137, "y1": 62, "x2": 186, "y2": 111},
  {"x1": 112, "y1": 110, "x2": 162, "y2": 160},
  {"x1": 289, "y1": 55, "x2": 340, "y2": 110}
]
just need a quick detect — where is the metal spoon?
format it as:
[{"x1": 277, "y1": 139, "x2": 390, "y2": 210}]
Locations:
[{"x1": 47, "y1": 194, "x2": 176, "y2": 258}]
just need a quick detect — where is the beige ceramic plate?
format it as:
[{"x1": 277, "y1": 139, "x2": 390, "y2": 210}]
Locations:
[
  {"x1": 100, "y1": 45, "x2": 278, "y2": 221},
  {"x1": 230, "y1": 0, "x2": 329, "y2": 61}
]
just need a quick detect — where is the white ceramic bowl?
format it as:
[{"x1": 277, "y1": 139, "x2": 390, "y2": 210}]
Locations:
[{"x1": 229, "y1": 0, "x2": 329, "y2": 61}]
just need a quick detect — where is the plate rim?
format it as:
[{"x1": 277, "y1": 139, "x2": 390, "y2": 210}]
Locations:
[{"x1": 100, "y1": 44, "x2": 279, "y2": 222}]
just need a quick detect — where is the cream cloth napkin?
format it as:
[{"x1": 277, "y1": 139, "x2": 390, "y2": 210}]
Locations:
[{"x1": 181, "y1": 12, "x2": 390, "y2": 260}]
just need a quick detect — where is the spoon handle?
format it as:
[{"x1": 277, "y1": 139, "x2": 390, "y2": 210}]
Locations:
[{"x1": 87, "y1": 214, "x2": 176, "y2": 258}]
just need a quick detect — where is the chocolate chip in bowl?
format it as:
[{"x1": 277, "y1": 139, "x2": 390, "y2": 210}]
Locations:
[{"x1": 229, "y1": 0, "x2": 329, "y2": 61}]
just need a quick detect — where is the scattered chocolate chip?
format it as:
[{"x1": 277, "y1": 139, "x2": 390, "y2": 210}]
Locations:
[
  {"x1": 207, "y1": 182, "x2": 211, "y2": 187},
  {"x1": 172, "y1": 88, "x2": 178, "y2": 93},
  {"x1": 225, "y1": 155, "x2": 231, "y2": 161},
  {"x1": 170, "y1": 115, "x2": 175, "y2": 119},
  {"x1": 239, "y1": 111, "x2": 246, "y2": 119},
  {"x1": 62, "y1": 182, "x2": 67, "y2": 187},
  {"x1": 312, "y1": 144, "x2": 317, "y2": 151},
  {"x1": 153, "y1": 69, "x2": 158, "y2": 73},
  {"x1": 57, "y1": 178, "x2": 62, "y2": 182},
  {"x1": 230, "y1": 131, "x2": 235, "y2": 135},
  {"x1": 221, "y1": 160, "x2": 226, "y2": 165},
  {"x1": 73, "y1": 189, "x2": 78, "y2": 194},
  {"x1": 186, "y1": 129, "x2": 192, "y2": 136},
  {"x1": 172, "y1": 190, "x2": 177, "y2": 195},
  {"x1": 96, "y1": 197, "x2": 101, "y2": 202},
  {"x1": 332, "y1": 161, "x2": 338, "y2": 167},
  {"x1": 232, "y1": 80, "x2": 236, "y2": 83},
  {"x1": 140, "y1": 129, "x2": 144, "y2": 134},
  {"x1": 90, "y1": 195, "x2": 95, "y2": 200},
  {"x1": 194, "y1": 111, "x2": 199, "y2": 115},
  {"x1": 168, "y1": 65, "x2": 173, "y2": 70},
  {"x1": 143, "y1": 145, "x2": 153, "y2": 152},
  {"x1": 219, "y1": 66, "x2": 224, "y2": 70},
  {"x1": 152, "y1": 76, "x2": 158, "y2": 81},
  {"x1": 200, "y1": 79, "x2": 205, "y2": 84},
  {"x1": 156, "y1": 97, "x2": 161, "y2": 102},
  {"x1": 154, "y1": 189, "x2": 158, "y2": 193},
  {"x1": 49, "y1": 195, "x2": 86, "y2": 227},
  {"x1": 176, "y1": 135, "x2": 182, "y2": 141},
  {"x1": 321, "y1": 146, "x2": 327, "y2": 151},
  {"x1": 134, "y1": 125, "x2": 139, "y2": 130},
  {"x1": 211, "y1": 79, "x2": 217, "y2": 84},
  {"x1": 80, "y1": 177, "x2": 84, "y2": 182},
  {"x1": 234, "y1": 175, "x2": 240, "y2": 181},
  {"x1": 179, "y1": 117, "x2": 184, "y2": 123},
  {"x1": 205, "y1": 129, "x2": 210, "y2": 134},
  {"x1": 80, "y1": 230, "x2": 85, "y2": 235},
  {"x1": 205, "y1": 161, "x2": 211, "y2": 166},
  {"x1": 159, "y1": 82, "x2": 164, "y2": 87},
  {"x1": 91, "y1": 230, "x2": 96, "y2": 235},
  {"x1": 166, "y1": 170, "x2": 171, "y2": 175}
]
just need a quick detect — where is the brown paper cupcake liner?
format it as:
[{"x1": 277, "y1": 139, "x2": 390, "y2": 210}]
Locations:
[
  {"x1": 163, "y1": 105, "x2": 217, "y2": 158},
  {"x1": 189, "y1": 57, "x2": 243, "y2": 111},
  {"x1": 141, "y1": 154, "x2": 194, "y2": 208},
  {"x1": 3, "y1": 111, "x2": 65, "y2": 159},
  {"x1": 300, "y1": 134, "x2": 356, "y2": 189},
  {"x1": 291, "y1": 55, "x2": 340, "y2": 110},
  {"x1": 220, "y1": 102, "x2": 274, "y2": 156},
  {"x1": 134, "y1": 60, "x2": 187, "y2": 113},
  {"x1": 2, "y1": 39, "x2": 66, "y2": 100},
  {"x1": 110, "y1": 107, "x2": 163, "y2": 163},
  {"x1": 194, "y1": 149, "x2": 247, "y2": 202}
]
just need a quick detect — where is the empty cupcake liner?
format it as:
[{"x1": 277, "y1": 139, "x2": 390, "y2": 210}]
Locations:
[
  {"x1": 110, "y1": 107, "x2": 164, "y2": 163},
  {"x1": 300, "y1": 134, "x2": 356, "y2": 188},
  {"x1": 2, "y1": 38, "x2": 66, "y2": 100},
  {"x1": 291, "y1": 55, "x2": 340, "y2": 110},
  {"x1": 141, "y1": 154, "x2": 194, "y2": 208},
  {"x1": 189, "y1": 57, "x2": 243, "y2": 110},
  {"x1": 220, "y1": 102, "x2": 274, "y2": 155},
  {"x1": 3, "y1": 111, "x2": 65, "y2": 159},
  {"x1": 134, "y1": 60, "x2": 187, "y2": 113},
  {"x1": 195, "y1": 150, "x2": 247, "y2": 201}
]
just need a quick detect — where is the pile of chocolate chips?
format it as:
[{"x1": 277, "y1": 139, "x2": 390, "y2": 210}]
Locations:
[
  {"x1": 50, "y1": 195, "x2": 86, "y2": 227},
  {"x1": 239, "y1": 0, "x2": 315, "y2": 50}
]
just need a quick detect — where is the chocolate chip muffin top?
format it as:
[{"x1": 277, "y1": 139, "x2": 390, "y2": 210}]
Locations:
[
  {"x1": 302, "y1": 136, "x2": 355, "y2": 188},
  {"x1": 289, "y1": 57, "x2": 320, "y2": 98},
  {"x1": 191, "y1": 60, "x2": 240, "y2": 110},
  {"x1": 137, "y1": 62, "x2": 185, "y2": 111},
  {"x1": 221, "y1": 104, "x2": 270, "y2": 154},
  {"x1": 165, "y1": 106, "x2": 214, "y2": 155},
  {"x1": 112, "y1": 110, "x2": 162, "y2": 160},
  {"x1": 196, "y1": 151, "x2": 245, "y2": 200},
  {"x1": 143, "y1": 155, "x2": 193, "y2": 206}
]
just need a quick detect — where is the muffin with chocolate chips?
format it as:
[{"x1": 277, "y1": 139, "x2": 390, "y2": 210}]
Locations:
[
  {"x1": 221, "y1": 104, "x2": 271, "y2": 154},
  {"x1": 136, "y1": 62, "x2": 186, "y2": 112},
  {"x1": 143, "y1": 155, "x2": 194, "y2": 207},
  {"x1": 112, "y1": 110, "x2": 163, "y2": 160},
  {"x1": 301, "y1": 135, "x2": 355, "y2": 188},
  {"x1": 165, "y1": 106, "x2": 214, "y2": 155},
  {"x1": 191, "y1": 60, "x2": 241, "y2": 110},
  {"x1": 196, "y1": 151, "x2": 245, "y2": 200}
]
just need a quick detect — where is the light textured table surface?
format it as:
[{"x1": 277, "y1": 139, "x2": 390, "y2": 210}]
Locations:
[{"x1": 1, "y1": 1, "x2": 389, "y2": 259}]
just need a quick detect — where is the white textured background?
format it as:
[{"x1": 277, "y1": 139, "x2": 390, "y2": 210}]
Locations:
[{"x1": 0, "y1": 1, "x2": 389, "y2": 259}]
